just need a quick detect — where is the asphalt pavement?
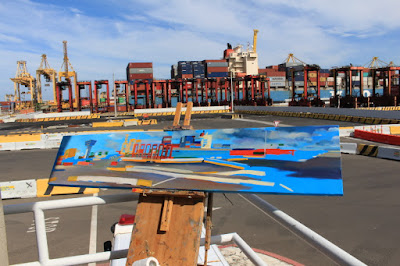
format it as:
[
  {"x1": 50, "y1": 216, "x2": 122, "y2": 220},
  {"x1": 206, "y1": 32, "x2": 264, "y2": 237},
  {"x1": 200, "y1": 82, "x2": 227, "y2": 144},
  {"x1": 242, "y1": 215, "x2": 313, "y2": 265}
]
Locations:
[{"x1": 2, "y1": 115, "x2": 400, "y2": 265}]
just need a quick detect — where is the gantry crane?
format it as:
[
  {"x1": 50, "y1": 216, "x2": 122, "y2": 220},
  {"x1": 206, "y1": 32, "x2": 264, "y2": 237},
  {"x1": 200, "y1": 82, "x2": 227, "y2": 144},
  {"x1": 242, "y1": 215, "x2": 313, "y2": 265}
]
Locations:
[
  {"x1": 282, "y1": 54, "x2": 323, "y2": 107},
  {"x1": 36, "y1": 54, "x2": 56, "y2": 104},
  {"x1": 364, "y1": 57, "x2": 400, "y2": 106},
  {"x1": 58, "y1": 40, "x2": 78, "y2": 109},
  {"x1": 10, "y1": 60, "x2": 36, "y2": 107}
]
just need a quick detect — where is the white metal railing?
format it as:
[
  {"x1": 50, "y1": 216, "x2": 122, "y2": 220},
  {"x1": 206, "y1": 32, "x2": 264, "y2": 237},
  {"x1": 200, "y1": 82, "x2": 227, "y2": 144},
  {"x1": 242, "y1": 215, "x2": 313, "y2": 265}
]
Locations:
[
  {"x1": 3, "y1": 193, "x2": 367, "y2": 266},
  {"x1": 4, "y1": 193, "x2": 138, "y2": 266},
  {"x1": 240, "y1": 194, "x2": 367, "y2": 266}
]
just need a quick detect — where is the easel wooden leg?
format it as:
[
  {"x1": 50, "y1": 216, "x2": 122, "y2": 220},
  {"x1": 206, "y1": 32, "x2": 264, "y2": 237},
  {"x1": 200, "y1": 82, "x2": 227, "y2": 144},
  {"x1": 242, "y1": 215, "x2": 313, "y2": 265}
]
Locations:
[
  {"x1": 126, "y1": 191, "x2": 205, "y2": 266},
  {"x1": 203, "y1": 193, "x2": 214, "y2": 266}
]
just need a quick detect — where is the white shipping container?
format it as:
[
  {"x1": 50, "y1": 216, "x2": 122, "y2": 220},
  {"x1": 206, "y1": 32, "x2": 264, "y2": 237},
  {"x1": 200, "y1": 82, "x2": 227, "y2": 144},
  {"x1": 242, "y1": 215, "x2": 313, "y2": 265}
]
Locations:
[
  {"x1": 129, "y1": 68, "x2": 153, "y2": 74},
  {"x1": 269, "y1": 76, "x2": 286, "y2": 82},
  {"x1": 295, "y1": 81, "x2": 304, "y2": 86},
  {"x1": 270, "y1": 82, "x2": 285, "y2": 87},
  {"x1": 327, "y1": 77, "x2": 334, "y2": 81}
]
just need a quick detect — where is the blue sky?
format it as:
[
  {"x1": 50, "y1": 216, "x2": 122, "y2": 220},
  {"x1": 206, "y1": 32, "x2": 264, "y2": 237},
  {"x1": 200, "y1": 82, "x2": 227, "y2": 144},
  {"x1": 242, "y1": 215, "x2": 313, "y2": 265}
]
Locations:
[{"x1": 1, "y1": 0, "x2": 400, "y2": 101}]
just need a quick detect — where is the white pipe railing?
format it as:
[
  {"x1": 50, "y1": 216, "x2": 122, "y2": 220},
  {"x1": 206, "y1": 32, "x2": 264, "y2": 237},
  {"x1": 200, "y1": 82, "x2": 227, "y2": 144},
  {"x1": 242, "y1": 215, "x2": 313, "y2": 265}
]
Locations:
[
  {"x1": 200, "y1": 233, "x2": 267, "y2": 266},
  {"x1": 4, "y1": 193, "x2": 139, "y2": 266},
  {"x1": 240, "y1": 194, "x2": 367, "y2": 266},
  {"x1": 4, "y1": 193, "x2": 367, "y2": 266}
]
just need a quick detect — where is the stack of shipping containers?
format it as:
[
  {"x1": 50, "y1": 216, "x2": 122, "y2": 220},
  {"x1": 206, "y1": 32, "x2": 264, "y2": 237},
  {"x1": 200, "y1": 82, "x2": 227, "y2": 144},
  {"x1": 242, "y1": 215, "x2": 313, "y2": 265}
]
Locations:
[
  {"x1": 320, "y1": 69, "x2": 330, "y2": 87},
  {"x1": 172, "y1": 61, "x2": 206, "y2": 79},
  {"x1": 126, "y1": 62, "x2": 153, "y2": 82},
  {"x1": 192, "y1": 61, "x2": 205, "y2": 79},
  {"x1": 126, "y1": 62, "x2": 153, "y2": 107},
  {"x1": 259, "y1": 66, "x2": 286, "y2": 88},
  {"x1": 177, "y1": 61, "x2": 193, "y2": 79},
  {"x1": 205, "y1": 60, "x2": 229, "y2": 78}
]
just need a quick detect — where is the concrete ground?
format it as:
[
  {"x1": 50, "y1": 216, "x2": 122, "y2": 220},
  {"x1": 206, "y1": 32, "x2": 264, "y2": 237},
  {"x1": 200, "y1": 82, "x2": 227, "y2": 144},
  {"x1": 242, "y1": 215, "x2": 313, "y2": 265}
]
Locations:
[{"x1": 2, "y1": 115, "x2": 400, "y2": 265}]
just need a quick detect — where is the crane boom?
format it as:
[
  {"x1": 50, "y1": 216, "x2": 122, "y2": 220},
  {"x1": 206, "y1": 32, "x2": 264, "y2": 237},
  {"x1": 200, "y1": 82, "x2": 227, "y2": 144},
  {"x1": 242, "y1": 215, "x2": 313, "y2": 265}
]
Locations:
[
  {"x1": 253, "y1": 29, "x2": 259, "y2": 53},
  {"x1": 284, "y1": 53, "x2": 307, "y2": 65},
  {"x1": 63, "y1": 41, "x2": 70, "y2": 82}
]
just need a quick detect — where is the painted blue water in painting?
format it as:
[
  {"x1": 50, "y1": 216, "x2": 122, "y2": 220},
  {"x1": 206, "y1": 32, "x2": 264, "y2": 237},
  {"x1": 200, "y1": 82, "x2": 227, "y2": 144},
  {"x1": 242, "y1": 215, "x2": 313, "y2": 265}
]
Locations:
[{"x1": 49, "y1": 126, "x2": 343, "y2": 196}]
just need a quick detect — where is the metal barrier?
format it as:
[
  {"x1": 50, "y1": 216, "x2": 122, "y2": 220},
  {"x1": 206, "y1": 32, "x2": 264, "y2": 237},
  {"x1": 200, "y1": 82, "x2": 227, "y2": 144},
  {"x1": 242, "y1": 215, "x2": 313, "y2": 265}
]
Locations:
[{"x1": 4, "y1": 193, "x2": 366, "y2": 266}]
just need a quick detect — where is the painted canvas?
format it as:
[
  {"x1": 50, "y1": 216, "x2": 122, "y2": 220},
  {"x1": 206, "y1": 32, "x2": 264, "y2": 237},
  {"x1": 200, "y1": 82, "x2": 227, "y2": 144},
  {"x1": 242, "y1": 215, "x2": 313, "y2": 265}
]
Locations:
[{"x1": 48, "y1": 126, "x2": 343, "y2": 195}]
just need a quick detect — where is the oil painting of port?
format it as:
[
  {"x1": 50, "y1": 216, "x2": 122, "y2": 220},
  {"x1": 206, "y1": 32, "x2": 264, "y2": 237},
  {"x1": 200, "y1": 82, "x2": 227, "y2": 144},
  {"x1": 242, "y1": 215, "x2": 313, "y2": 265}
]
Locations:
[{"x1": 49, "y1": 126, "x2": 343, "y2": 195}]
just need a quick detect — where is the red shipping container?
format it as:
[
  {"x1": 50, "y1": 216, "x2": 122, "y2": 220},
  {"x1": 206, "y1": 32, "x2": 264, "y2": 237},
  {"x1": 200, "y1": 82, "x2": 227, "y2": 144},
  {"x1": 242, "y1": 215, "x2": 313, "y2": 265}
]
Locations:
[
  {"x1": 263, "y1": 70, "x2": 286, "y2": 77},
  {"x1": 181, "y1": 74, "x2": 193, "y2": 79},
  {"x1": 128, "y1": 62, "x2": 153, "y2": 68},
  {"x1": 271, "y1": 72, "x2": 286, "y2": 77},
  {"x1": 129, "y1": 73, "x2": 153, "y2": 79},
  {"x1": 206, "y1": 67, "x2": 228, "y2": 72}
]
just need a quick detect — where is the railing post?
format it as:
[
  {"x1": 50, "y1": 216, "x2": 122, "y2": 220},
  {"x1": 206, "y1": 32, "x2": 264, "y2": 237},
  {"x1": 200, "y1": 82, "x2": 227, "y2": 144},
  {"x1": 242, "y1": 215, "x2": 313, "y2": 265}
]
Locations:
[
  {"x1": 0, "y1": 192, "x2": 9, "y2": 266},
  {"x1": 34, "y1": 207, "x2": 50, "y2": 265}
]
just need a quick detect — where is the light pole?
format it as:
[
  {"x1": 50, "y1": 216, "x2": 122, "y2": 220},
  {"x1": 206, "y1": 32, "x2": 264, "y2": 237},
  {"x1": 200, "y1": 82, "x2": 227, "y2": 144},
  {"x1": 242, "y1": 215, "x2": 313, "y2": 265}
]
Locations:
[
  {"x1": 230, "y1": 71, "x2": 234, "y2": 112},
  {"x1": 113, "y1": 73, "x2": 117, "y2": 118}
]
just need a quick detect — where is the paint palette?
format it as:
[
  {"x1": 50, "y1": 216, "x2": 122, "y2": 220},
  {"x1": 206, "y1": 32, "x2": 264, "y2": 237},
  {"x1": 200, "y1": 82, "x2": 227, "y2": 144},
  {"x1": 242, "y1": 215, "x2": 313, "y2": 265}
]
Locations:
[{"x1": 48, "y1": 126, "x2": 343, "y2": 195}]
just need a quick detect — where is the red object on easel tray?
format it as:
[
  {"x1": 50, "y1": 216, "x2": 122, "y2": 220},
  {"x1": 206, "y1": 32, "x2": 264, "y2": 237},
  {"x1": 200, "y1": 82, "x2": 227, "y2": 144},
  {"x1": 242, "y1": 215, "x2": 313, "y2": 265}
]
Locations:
[{"x1": 119, "y1": 214, "x2": 135, "y2": 225}]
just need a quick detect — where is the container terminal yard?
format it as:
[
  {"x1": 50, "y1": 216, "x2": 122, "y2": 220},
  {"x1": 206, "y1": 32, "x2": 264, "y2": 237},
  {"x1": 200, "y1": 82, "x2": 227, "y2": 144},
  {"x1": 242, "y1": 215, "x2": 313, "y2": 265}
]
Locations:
[
  {"x1": 0, "y1": 29, "x2": 400, "y2": 266},
  {"x1": 3, "y1": 30, "x2": 400, "y2": 115}
]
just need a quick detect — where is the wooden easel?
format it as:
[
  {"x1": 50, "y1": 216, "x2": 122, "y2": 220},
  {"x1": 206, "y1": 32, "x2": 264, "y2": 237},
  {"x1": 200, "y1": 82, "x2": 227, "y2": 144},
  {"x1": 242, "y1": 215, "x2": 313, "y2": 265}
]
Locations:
[
  {"x1": 126, "y1": 190, "x2": 206, "y2": 265},
  {"x1": 127, "y1": 111, "x2": 214, "y2": 265}
]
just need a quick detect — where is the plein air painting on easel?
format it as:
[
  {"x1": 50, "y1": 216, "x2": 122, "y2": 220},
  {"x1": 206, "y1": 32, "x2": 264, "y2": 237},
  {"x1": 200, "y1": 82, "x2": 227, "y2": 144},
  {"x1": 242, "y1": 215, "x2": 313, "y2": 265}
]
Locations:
[{"x1": 49, "y1": 126, "x2": 343, "y2": 195}]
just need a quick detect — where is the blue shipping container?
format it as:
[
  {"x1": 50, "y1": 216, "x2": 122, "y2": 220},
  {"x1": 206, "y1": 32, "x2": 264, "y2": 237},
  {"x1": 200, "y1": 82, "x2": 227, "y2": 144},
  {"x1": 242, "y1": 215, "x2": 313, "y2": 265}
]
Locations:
[
  {"x1": 207, "y1": 72, "x2": 228, "y2": 78},
  {"x1": 180, "y1": 69, "x2": 193, "y2": 74},
  {"x1": 129, "y1": 79, "x2": 152, "y2": 85}
]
